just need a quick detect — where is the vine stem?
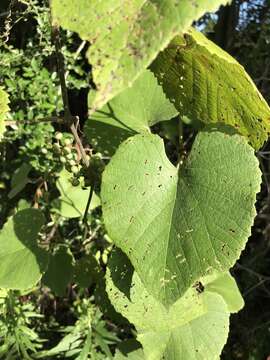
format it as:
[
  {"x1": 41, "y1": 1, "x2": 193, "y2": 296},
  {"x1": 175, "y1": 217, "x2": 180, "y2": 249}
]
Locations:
[
  {"x1": 83, "y1": 186, "x2": 94, "y2": 241},
  {"x1": 5, "y1": 116, "x2": 65, "y2": 126},
  {"x1": 50, "y1": 18, "x2": 89, "y2": 168}
]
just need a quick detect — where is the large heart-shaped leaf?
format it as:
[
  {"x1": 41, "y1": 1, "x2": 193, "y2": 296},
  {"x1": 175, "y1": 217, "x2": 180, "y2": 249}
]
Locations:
[
  {"x1": 51, "y1": 0, "x2": 230, "y2": 111},
  {"x1": 101, "y1": 131, "x2": 261, "y2": 305},
  {"x1": 106, "y1": 249, "x2": 243, "y2": 360},
  {"x1": 151, "y1": 28, "x2": 270, "y2": 149},
  {"x1": 0, "y1": 88, "x2": 9, "y2": 138},
  {"x1": 85, "y1": 70, "x2": 178, "y2": 155},
  {"x1": 0, "y1": 209, "x2": 48, "y2": 290}
]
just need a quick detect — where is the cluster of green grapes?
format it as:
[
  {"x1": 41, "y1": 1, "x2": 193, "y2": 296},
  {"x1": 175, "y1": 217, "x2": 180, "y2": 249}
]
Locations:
[{"x1": 52, "y1": 132, "x2": 91, "y2": 184}]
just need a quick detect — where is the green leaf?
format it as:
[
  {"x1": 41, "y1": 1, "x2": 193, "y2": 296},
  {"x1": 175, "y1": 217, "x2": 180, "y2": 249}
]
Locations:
[
  {"x1": 85, "y1": 70, "x2": 177, "y2": 155},
  {"x1": 0, "y1": 88, "x2": 9, "y2": 138},
  {"x1": 151, "y1": 28, "x2": 270, "y2": 150},
  {"x1": 107, "y1": 249, "x2": 242, "y2": 360},
  {"x1": 73, "y1": 254, "x2": 102, "y2": 288},
  {"x1": 43, "y1": 245, "x2": 75, "y2": 296},
  {"x1": 101, "y1": 131, "x2": 261, "y2": 305},
  {"x1": 0, "y1": 209, "x2": 48, "y2": 290},
  {"x1": 203, "y1": 272, "x2": 244, "y2": 313},
  {"x1": 8, "y1": 163, "x2": 32, "y2": 199},
  {"x1": 51, "y1": 0, "x2": 230, "y2": 112},
  {"x1": 52, "y1": 170, "x2": 100, "y2": 218}
]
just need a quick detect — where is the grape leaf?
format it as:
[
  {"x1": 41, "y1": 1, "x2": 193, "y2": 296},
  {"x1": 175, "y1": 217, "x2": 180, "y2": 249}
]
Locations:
[
  {"x1": 51, "y1": 0, "x2": 230, "y2": 112},
  {"x1": 101, "y1": 131, "x2": 261, "y2": 305},
  {"x1": 85, "y1": 70, "x2": 178, "y2": 155},
  {"x1": 52, "y1": 170, "x2": 100, "y2": 218},
  {"x1": 0, "y1": 88, "x2": 9, "y2": 138},
  {"x1": 151, "y1": 28, "x2": 270, "y2": 149},
  {"x1": 107, "y1": 249, "x2": 243, "y2": 360},
  {"x1": 43, "y1": 245, "x2": 75, "y2": 296},
  {"x1": 0, "y1": 209, "x2": 48, "y2": 290}
]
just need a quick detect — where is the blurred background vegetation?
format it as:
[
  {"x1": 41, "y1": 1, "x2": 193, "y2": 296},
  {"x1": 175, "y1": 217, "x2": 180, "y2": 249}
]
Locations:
[{"x1": 0, "y1": 0, "x2": 270, "y2": 359}]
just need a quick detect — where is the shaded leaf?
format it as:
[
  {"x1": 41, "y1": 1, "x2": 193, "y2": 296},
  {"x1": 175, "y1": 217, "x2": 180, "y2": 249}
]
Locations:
[
  {"x1": 8, "y1": 163, "x2": 32, "y2": 199},
  {"x1": 101, "y1": 131, "x2": 261, "y2": 305},
  {"x1": 0, "y1": 209, "x2": 48, "y2": 290},
  {"x1": 43, "y1": 245, "x2": 75, "y2": 296},
  {"x1": 73, "y1": 254, "x2": 102, "y2": 288},
  {"x1": 114, "y1": 340, "x2": 144, "y2": 360},
  {"x1": 52, "y1": 170, "x2": 100, "y2": 218}
]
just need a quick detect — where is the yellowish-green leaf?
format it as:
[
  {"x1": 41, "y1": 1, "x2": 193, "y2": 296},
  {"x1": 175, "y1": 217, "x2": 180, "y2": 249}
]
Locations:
[
  {"x1": 151, "y1": 28, "x2": 270, "y2": 149},
  {"x1": 0, "y1": 88, "x2": 9, "y2": 138}
]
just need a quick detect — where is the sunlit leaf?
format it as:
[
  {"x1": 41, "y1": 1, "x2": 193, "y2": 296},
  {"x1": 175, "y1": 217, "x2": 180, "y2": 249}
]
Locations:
[
  {"x1": 51, "y1": 0, "x2": 230, "y2": 111},
  {"x1": 151, "y1": 28, "x2": 270, "y2": 149},
  {"x1": 0, "y1": 88, "x2": 9, "y2": 138},
  {"x1": 107, "y1": 249, "x2": 243, "y2": 360},
  {"x1": 102, "y1": 131, "x2": 261, "y2": 305},
  {"x1": 85, "y1": 70, "x2": 177, "y2": 155}
]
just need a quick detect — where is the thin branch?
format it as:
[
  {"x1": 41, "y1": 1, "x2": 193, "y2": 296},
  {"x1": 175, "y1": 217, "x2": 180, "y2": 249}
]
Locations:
[
  {"x1": 49, "y1": 15, "x2": 89, "y2": 168},
  {"x1": 70, "y1": 121, "x2": 89, "y2": 167},
  {"x1": 82, "y1": 186, "x2": 94, "y2": 241},
  {"x1": 64, "y1": 40, "x2": 86, "y2": 81},
  {"x1": 51, "y1": 24, "x2": 72, "y2": 124},
  {"x1": 83, "y1": 186, "x2": 94, "y2": 225},
  {"x1": 5, "y1": 116, "x2": 65, "y2": 126}
]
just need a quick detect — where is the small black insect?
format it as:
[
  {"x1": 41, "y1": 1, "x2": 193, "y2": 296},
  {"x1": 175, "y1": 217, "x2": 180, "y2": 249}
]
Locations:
[{"x1": 193, "y1": 281, "x2": 204, "y2": 294}]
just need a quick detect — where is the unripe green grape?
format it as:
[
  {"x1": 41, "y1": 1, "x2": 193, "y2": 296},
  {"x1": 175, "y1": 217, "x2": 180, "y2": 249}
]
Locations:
[
  {"x1": 53, "y1": 143, "x2": 61, "y2": 152},
  {"x1": 63, "y1": 146, "x2": 71, "y2": 154},
  {"x1": 55, "y1": 132, "x2": 63, "y2": 140},
  {"x1": 69, "y1": 160, "x2": 76, "y2": 166},
  {"x1": 66, "y1": 153, "x2": 73, "y2": 160},
  {"x1": 71, "y1": 165, "x2": 79, "y2": 174},
  {"x1": 60, "y1": 156, "x2": 66, "y2": 164},
  {"x1": 64, "y1": 138, "x2": 72, "y2": 146},
  {"x1": 41, "y1": 148, "x2": 48, "y2": 154}
]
